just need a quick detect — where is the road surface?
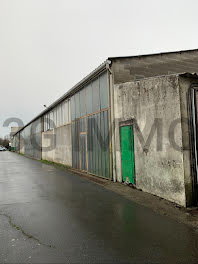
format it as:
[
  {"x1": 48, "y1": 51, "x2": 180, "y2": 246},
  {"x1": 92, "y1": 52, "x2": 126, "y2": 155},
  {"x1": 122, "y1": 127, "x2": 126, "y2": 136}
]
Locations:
[{"x1": 0, "y1": 151, "x2": 198, "y2": 263}]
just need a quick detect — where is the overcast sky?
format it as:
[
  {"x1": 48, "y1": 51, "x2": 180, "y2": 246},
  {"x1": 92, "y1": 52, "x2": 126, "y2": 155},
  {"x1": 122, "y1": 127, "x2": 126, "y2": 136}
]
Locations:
[{"x1": 0, "y1": 0, "x2": 198, "y2": 137}]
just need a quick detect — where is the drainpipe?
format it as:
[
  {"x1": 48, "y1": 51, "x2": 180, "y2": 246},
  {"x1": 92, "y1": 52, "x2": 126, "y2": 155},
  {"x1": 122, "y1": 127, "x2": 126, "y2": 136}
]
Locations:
[{"x1": 106, "y1": 61, "x2": 117, "y2": 182}]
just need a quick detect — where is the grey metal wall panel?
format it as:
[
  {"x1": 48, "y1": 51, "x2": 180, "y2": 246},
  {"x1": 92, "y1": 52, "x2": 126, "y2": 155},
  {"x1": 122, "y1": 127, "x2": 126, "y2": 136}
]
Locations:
[
  {"x1": 80, "y1": 134, "x2": 87, "y2": 171},
  {"x1": 92, "y1": 115, "x2": 96, "y2": 174},
  {"x1": 100, "y1": 72, "x2": 108, "y2": 109},
  {"x1": 104, "y1": 110, "x2": 110, "y2": 178},
  {"x1": 75, "y1": 93, "x2": 80, "y2": 119},
  {"x1": 86, "y1": 84, "x2": 93, "y2": 115},
  {"x1": 23, "y1": 119, "x2": 42, "y2": 160},
  {"x1": 86, "y1": 110, "x2": 110, "y2": 178},
  {"x1": 80, "y1": 118, "x2": 86, "y2": 132},
  {"x1": 72, "y1": 120, "x2": 80, "y2": 169},
  {"x1": 87, "y1": 116, "x2": 92, "y2": 173},
  {"x1": 92, "y1": 78, "x2": 100, "y2": 113},
  {"x1": 80, "y1": 89, "x2": 86, "y2": 117},
  {"x1": 71, "y1": 96, "x2": 75, "y2": 121},
  {"x1": 100, "y1": 112, "x2": 106, "y2": 177}
]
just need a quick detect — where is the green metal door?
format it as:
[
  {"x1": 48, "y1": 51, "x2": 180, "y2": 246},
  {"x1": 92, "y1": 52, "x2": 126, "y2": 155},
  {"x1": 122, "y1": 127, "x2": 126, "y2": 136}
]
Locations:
[{"x1": 120, "y1": 126, "x2": 135, "y2": 184}]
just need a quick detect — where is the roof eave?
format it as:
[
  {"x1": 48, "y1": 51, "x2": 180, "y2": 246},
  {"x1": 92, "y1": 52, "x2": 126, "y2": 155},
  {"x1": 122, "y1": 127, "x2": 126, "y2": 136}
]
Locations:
[{"x1": 13, "y1": 59, "x2": 111, "y2": 136}]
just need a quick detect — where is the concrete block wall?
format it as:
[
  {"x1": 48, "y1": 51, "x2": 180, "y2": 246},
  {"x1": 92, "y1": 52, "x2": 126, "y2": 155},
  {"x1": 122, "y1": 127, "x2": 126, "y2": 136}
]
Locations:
[
  {"x1": 113, "y1": 75, "x2": 188, "y2": 206},
  {"x1": 111, "y1": 50, "x2": 198, "y2": 84}
]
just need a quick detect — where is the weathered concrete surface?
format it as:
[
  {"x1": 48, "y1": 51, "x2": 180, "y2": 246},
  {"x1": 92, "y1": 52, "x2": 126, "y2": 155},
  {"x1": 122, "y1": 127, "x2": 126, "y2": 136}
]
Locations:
[
  {"x1": 114, "y1": 75, "x2": 186, "y2": 206},
  {"x1": 111, "y1": 49, "x2": 198, "y2": 84},
  {"x1": 0, "y1": 151, "x2": 198, "y2": 263},
  {"x1": 42, "y1": 124, "x2": 72, "y2": 166}
]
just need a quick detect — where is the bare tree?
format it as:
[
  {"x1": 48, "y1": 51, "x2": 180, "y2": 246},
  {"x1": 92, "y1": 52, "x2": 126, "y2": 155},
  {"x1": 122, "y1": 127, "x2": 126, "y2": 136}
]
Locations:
[{"x1": 0, "y1": 138, "x2": 10, "y2": 148}]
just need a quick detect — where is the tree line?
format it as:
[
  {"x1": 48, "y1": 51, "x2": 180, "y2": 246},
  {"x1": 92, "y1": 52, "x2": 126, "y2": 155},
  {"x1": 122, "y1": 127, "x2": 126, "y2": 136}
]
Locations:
[{"x1": 0, "y1": 138, "x2": 10, "y2": 148}]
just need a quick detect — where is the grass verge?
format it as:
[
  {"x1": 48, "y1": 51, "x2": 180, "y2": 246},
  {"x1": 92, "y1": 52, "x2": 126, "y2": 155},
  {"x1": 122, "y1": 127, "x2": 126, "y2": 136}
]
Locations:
[{"x1": 41, "y1": 159, "x2": 71, "y2": 171}]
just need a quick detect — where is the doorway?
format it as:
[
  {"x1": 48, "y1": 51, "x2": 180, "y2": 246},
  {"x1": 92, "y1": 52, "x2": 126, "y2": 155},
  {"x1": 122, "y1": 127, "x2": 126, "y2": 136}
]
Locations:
[{"x1": 120, "y1": 124, "x2": 135, "y2": 184}]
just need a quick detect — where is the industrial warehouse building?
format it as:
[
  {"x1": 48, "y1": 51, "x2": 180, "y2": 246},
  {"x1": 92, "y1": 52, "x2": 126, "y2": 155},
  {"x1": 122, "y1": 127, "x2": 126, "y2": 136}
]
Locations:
[{"x1": 13, "y1": 49, "x2": 198, "y2": 207}]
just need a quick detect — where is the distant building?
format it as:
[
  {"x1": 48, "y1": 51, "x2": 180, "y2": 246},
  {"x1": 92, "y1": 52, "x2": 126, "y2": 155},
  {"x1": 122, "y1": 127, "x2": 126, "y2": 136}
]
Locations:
[
  {"x1": 10, "y1": 127, "x2": 22, "y2": 137},
  {"x1": 12, "y1": 49, "x2": 198, "y2": 207},
  {"x1": 10, "y1": 127, "x2": 22, "y2": 150}
]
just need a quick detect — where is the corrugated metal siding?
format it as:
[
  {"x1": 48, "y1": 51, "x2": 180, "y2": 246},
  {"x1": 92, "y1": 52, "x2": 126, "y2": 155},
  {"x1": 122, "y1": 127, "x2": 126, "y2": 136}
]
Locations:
[
  {"x1": 12, "y1": 70, "x2": 111, "y2": 179},
  {"x1": 71, "y1": 71, "x2": 111, "y2": 178},
  {"x1": 72, "y1": 110, "x2": 110, "y2": 178},
  {"x1": 80, "y1": 133, "x2": 87, "y2": 171},
  {"x1": 23, "y1": 118, "x2": 42, "y2": 160},
  {"x1": 87, "y1": 110, "x2": 110, "y2": 178},
  {"x1": 72, "y1": 120, "x2": 80, "y2": 169}
]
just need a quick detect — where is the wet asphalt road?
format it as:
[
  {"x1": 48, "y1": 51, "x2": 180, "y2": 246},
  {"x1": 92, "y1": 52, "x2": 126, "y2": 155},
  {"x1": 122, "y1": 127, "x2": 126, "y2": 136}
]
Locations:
[{"x1": 0, "y1": 152, "x2": 198, "y2": 263}]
